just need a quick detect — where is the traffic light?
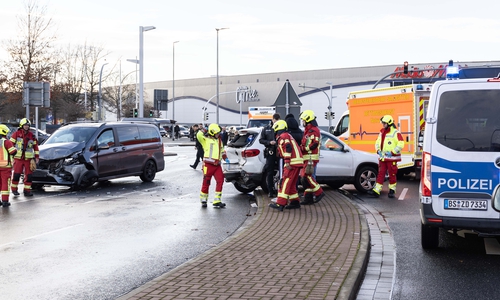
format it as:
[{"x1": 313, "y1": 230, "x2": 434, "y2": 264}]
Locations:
[
  {"x1": 130, "y1": 109, "x2": 134, "y2": 117},
  {"x1": 133, "y1": 108, "x2": 138, "y2": 118},
  {"x1": 325, "y1": 112, "x2": 328, "y2": 119},
  {"x1": 204, "y1": 112, "x2": 209, "y2": 121},
  {"x1": 403, "y1": 61, "x2": 408, "y2": 74},
  {"x1": 149, "y1": 110, "x2": 153, "y2": 117}
]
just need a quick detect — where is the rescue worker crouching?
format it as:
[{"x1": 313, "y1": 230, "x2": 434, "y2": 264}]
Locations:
[
  {"x1": 0, "y1": 125, "x2": 17, "y2": 207},
  {"x1": 10, "y1": 118, "x2": 39, "y2": 197},
  {"x1": 197, "y1": 123, "x2": 228, "y2": 208},
  {"x1": 368, "y1": 115, "x2": 404, "y2": 198},
  {"x1": 269, "y1": 120, "x2": 303, "y2": 211}
]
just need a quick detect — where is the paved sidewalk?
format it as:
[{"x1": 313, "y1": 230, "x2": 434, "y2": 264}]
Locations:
[{"x1": 118, "y1": 189, "x2": 369, "y2": 300}]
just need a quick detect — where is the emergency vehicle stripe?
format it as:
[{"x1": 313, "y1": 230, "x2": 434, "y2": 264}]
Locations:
[{"x1": 419, "y1": 97, "x2": 425, "y2": 131}]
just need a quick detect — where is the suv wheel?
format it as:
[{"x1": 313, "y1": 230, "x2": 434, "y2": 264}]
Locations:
[
  {"x1": 421, "y1": 223, "x2": 439, "y2": 249},
  {"x1": 140, "y1": 160, "x2": 157, "y2": 182},
  {"x1": 233, "y1": 182, "x2": 256, "y2": 194},
  {"x1": 354, "y1": 165, "x2": 377, "y2": 193}
]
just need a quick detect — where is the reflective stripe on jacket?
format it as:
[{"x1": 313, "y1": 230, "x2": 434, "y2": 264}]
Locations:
[
  {"x1": 196, "y1": 130, "x2": 225, "y2": 165},
  {"x1": 0, "y1": 138, "x2": 17, "y2": 168},
  {"x1": 375, "y1": 126, "x2": 404, "y2": 162},
  {"x1": 277, "y1": 131, "x2": 303, "y2": 167},
  {"x1": 301, "y1": 124, "x2": 321, "y2": 162},
  {"x1": 10, "y1": 130, "x2": 39, "y2": 160}
]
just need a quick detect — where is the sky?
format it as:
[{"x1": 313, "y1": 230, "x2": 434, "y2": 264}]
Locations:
[{"x1": 1, "y1": 0, "x2": 500, "y2": 83}]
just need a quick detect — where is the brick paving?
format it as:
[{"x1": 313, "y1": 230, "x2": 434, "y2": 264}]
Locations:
[{"x1": 118, "y1": 189, "x2": 367, "y2": 300}]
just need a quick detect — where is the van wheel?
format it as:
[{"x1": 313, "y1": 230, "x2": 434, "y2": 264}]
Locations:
[
  {"x1": 140, "y1": 160, "x2": 157, "y2": 182},
  {"x1": 354, "y1": 165, "x2": 377, "y2": 193},
  {"x1": 421, "y1": 223, "x2": 439, "y2": 249},
  {"x1": 233, "y1": 182, "x2": 255, "y2": 194}
]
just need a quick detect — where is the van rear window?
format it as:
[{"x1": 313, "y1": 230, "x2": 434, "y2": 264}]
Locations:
[{"x1": 436, "y1": 90, "x2": 500, "y2": 151}]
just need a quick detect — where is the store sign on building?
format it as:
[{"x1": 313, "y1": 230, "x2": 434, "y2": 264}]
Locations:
[
  {"x1": 390, "y1": 64, "x2": 448, "y2": 79},
  {"x1": 236, "y1": 86, "x2": 260, "y2": 103}
]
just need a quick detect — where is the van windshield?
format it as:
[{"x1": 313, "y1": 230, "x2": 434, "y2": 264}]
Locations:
[
  {"x1": 436, "y1": 90, "x2": 500, "y2": 151},
  {"x1": 44, "y1": 126, "x2": 98, "y2": 144}
]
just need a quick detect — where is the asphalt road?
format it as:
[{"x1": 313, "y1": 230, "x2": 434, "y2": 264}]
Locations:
[
  {"x1": 0, "y1": 142, "x2": 254, "y2": 300},
  {"x1": 346, "y1": 176, "x2": 500, "y2": 300}
]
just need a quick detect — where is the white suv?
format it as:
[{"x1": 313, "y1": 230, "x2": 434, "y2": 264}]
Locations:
[{"x1": 223, "y1": 127, "x2": 379, "y2": 194}]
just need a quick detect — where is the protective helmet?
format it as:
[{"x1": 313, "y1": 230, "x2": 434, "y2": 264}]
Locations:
[
  {"x1": 299, "y1": 110, "x2": 316, "y2": 123},
  {"x1": 208, "y1": 123, "x2": 221, "y2": 136},
  {"x1": 0, "y1": 124, "x2": 10, "y2": 136},
  {"x1": 380, "y1": 115, "x2": 394, "y2": 126},
  {"x1": 272, "y1": 120, "x2": 288, "y2": 132},
  {"x1": 19, "y1": 118, "x2": 31, "y2": 128}
]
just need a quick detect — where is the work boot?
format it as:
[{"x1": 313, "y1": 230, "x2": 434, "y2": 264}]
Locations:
[
  {"x1": 201, "y1": 200, "x2": 207, "y2": 208},
  {"x1": 367, "y1": 190, "x2": 380, "y2": 198},
  {"x1": 190, "y1": 164, "x2": 196, "y2": 169},
  {"x1": 314, "y1": 192, "x2": 325, "y2": 203},
  {"x1": 24, "y1": 191, "x2": 34, "y2": 197},
  {"x1": 388, "y1": 189, "x2": 395, "y2": 198},
  {"x1": 2, "y1": 201, "x2": 11, "y2": 207},
  {"x1": 213, "y1": 201, "x2": 226, "y2": 208},
  {"x1": 300, "y1": 194, "x2": 314, "y2": 205},
  {"x1": 12, "y1": 190, "x2": 19, "y2": 196},
  {"x1": 285, "y1": 200, "x2": 301, "y2": 209},
  {"x1": 268, "y1": 202, "x2": 284, "y2": 211}
]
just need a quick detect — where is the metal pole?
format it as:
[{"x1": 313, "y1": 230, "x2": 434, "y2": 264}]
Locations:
[
  {"x1": 216, "y1": 27, "x2": 228, "y2": 124},
  {"x1": 173, "y1": 41, "x2": 179, "y2": 121},
  {"x1": 98, "y1": 62, "x2": 108, "y2": 122},
  {"x1": 139, "y1": 26, "x2": 144, "y2": 118},
  {"x1": 139, "y1": 26, "x2": 156, "y2": 118},
  {"x1": 326, "y1": 82, "x2": 333, "y2": 129},
  {"x1": 119, "y1": 61, "x2": 122, "y2": 121}
]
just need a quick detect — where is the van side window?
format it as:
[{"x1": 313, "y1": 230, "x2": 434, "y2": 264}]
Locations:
[
  {"x1": 436, "y1": 90, "x2": 500, "y2": 151},
  {"x1": 94, "y1": 129, "x2": 115, "y2": 150},
  {"x1": 139, "y1": 126, "x2": 160, "y2": 143},
  {"x1": 117, "y1": 126, "x2": 140, "y2": 146}
]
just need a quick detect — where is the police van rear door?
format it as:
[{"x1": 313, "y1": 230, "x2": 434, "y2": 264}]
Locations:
[{"x1": 429, "y1": 78, "x2": 500, "y2": 219}]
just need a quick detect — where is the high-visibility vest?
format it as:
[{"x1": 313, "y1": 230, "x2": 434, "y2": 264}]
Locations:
[
  {"x1": 301, "y1": 124, "x2": 321, "y2": 162},
  {"x1": 0, "y1": 138, "x2": 13, "y2": 167},
  {"x1": 196, "y1": 130, "x2": 225, "y2": 165},
  {"x1": 375, "y1": 126, "x2": 404, "y2": 162}
]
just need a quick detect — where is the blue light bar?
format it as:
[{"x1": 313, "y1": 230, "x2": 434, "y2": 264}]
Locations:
[{"x1": 446, "y1": 65, "x2": 459, "y2": 79}]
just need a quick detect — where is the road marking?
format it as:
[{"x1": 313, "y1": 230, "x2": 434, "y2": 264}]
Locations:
[
  {"x1": 398, "y1": 188, "x2": 408, "y2": 200},
  {"x1": 484, "y1": 238, "x2": 500, "y2": 255},
  {"x1": 0, "y1": 223, "x2": 84, "y2": 248}
]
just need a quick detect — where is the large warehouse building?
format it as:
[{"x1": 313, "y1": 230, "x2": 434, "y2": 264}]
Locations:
[{"x1": 141, "y1": 60, "x2": 500, "y2": 129}]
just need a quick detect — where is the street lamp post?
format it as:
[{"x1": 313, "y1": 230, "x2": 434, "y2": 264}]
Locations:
[
  {"x1": 216, "y1": 27, "x2": 229, "y2": 124},
  {"x1": 98, "y1": 62, "x2": 108, "y2": 122},
  {"x1": 139, "y1": 25, "x2": 156, "y2": 118},
  {"x1": 172, "y1": 41, "x2": 179, "y2": 121},
  {"x1": 126, "y1": 58, "x2": 139, "y2": 109}
]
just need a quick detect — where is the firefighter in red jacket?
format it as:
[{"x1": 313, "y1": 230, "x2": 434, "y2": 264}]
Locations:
[
  {"x1": 10, "y1": 118, "x2": 39, "y2": 197},
  {"x1": 269, "y1": 120, "x2": 304, "y2": 211},
  {"x1": 368, "y1": 115, "x2": 405, "y2": 198},
  {"x1": 197, "y1": 123, "x2": 228, "y2": 208},
  {"x1": 0, "y1": 124, "x2": 17, "y2": 207},
  {"x1": 299, "y1": 110, "x2": 325, "y2": 205}
]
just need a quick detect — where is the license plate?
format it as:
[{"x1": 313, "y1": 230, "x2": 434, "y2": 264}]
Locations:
[
  {"x1": 224, "y1": 164, "x2": 239, "y2": 171},
  {"x1": 444, "y1": 199, "x2": 488, "y2": 210}
]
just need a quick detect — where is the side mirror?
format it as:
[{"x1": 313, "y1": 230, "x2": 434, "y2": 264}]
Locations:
[{"x1": 492, "y1": 184, "x2": 500, "y2": 212}]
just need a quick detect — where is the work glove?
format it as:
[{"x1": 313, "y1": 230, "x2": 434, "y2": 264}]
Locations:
[
  {"x1": 385, "y1": 151, "x2": 392, "y2": 158},
  {"x1": 225, "y1": 158, "x2": 230, "y2": 164},
  {"x1": 377, "y1": 150, "x2": 383, "y2": 158}
]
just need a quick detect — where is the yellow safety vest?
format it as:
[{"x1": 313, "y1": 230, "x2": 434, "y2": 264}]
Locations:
[{"x1": 197, "y1": 130, "x2": 224, "y2": 165}]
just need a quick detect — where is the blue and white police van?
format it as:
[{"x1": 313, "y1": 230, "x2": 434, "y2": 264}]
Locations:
[{"x1": 420, "y1": 63, "x2": 500, "y2": 249}]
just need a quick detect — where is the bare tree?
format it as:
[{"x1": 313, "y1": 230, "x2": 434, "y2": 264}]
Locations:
[{"x1": 0, "y1": 0, "x2": 57, "y2": 122}]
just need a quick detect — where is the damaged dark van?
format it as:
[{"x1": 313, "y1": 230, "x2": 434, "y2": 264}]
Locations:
[{"x1": 32, "y1": 122, "x2": 165, "y2": 190}]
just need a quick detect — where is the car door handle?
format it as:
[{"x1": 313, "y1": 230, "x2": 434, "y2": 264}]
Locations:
[{"x1": 113, "y1": 148, "x2": 119, "y2": 152}]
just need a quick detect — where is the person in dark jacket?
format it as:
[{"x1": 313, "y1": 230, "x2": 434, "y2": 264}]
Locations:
[
  {"x1": 285, "y1": 113, "x2": 303, "y2": 145},
  {"x1": 190, "y1": 124, "x2": 205, "y2": 169},
  {"x1": 259, "y1": 113, "x2": 281, "y2": 198}
]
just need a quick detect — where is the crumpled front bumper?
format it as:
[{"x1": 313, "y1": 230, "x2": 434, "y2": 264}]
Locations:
[{"x1": 32, "y1": 162, "x2": 88, "y2": 186}]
